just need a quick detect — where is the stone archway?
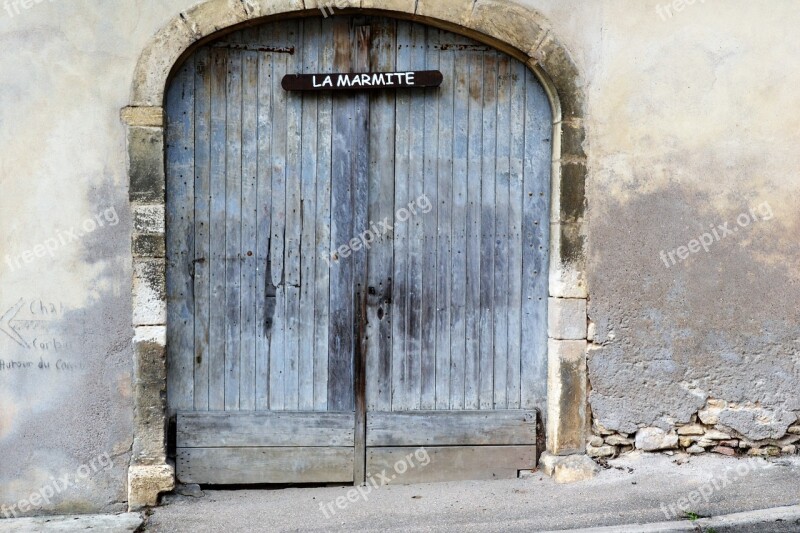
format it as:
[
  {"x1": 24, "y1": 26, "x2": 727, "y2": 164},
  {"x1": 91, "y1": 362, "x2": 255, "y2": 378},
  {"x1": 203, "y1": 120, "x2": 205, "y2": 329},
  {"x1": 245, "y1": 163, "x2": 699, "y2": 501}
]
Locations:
[{"x1": 121, "y1": 0, "x2": 589, "y2": 509}]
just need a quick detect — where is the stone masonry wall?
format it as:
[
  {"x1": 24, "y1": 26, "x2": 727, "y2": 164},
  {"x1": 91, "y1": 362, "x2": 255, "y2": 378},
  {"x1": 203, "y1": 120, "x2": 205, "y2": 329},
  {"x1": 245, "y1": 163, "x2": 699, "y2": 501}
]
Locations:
[{"x1": 588, "y1": 400, "x2": 800, "y2": 459}]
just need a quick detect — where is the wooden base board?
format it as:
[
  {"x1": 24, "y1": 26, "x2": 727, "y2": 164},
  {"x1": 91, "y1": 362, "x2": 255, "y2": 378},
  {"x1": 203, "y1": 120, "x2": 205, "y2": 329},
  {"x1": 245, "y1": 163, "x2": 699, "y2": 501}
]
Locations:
[
  {"x1": 365, "y1": 445, "x2": 536, "y2": 484},
  {"x1": 176, "y1": 446, "x2": 354, "y2": 485},
  {"x1": 367, "y1": 410, "x2": 537, "y2": 446}
]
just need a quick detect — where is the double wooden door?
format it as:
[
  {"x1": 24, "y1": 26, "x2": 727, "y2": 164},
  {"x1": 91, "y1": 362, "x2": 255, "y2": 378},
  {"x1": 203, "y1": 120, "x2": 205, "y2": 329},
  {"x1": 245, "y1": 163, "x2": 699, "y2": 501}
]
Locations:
[{"x1": 166, "y1": 15, "x2": 552, "y2": 485}]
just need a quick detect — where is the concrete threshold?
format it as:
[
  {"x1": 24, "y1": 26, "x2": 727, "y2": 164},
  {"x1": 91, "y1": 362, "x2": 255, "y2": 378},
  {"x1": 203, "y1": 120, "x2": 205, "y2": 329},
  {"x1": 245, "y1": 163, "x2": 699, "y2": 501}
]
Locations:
[{"x1": 0, "y1": 513, "x2": 143, "y2": 532}]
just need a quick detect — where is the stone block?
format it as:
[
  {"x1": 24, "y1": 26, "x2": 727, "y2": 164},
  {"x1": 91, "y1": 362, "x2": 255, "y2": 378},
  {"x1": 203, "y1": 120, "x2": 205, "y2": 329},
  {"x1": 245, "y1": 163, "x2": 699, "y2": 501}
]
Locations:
[
  {"x1": 635, "y1": 427, "x2": 678, "y2": 451},
  {"x1": 133, "y1": 234, "x2": 166, "y2": 258},
  {"x1": 128, "y1": 464, "x2": 175, "y2": 510},
  {"x1": 528, "y1": 33, "x2": 584, "y2": 120},
  {"x1": 605, "y1": 434, "x2": 633, "y2": 446},
  {"x1": 698, "y1": 400, "x2": 726, "y2": 425},
  {"x1": 416, "y1": 0, "x2": 474, "y2": 26},
  {"x1": 677, "y1": 424, "x2": 705, "y2": 436},
  {"x1": 133, "y1": 205, "x2": 165, "y2": 234},
  {"x1": 128, "y1": 127, "x2": 165, "y2": 204},
  {"x1": 121, "y1": 106, "x2": 164, "y2": 127},
  {"x1": 718, "y1": 407, "x2": 796, "y2": 441},
  {"x1": 547, "y1": 339, "x2": 588, "y2": 455},
  {"x1": 466, "y1": 0, "x2": 548, "y2": 56},
  {"x1": 132, "y1": 18, "x2": 197, "y2": 106},
  {"x1": 133, "y1": 259, "x2": 167, "y2": 326},
  {"x1": 587, "y1": 444, "x2": 615, "y2": 458},
  {"x1": 182, "y1": 0, "x2": 252, "y2": 39},
  {"x1": 548, "y1": 298, "x2": 587, "y2": 340},
  {"x1": 549, "y1": 222, "x2": 588, "y2": 299},
  {"x1": 132, "y1": 326, "x2": 168, "y2": 465},
  {"x1": 712, "y1": 446, "x2": 736, "y2": 456},
  {"x1": 361, "y1": 0, "x2": 415, "y2": 13}
]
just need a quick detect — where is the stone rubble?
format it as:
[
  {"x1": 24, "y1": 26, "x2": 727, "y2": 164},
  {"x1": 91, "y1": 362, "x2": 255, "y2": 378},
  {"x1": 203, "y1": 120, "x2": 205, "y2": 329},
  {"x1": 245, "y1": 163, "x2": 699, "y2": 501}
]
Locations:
[{"x1": 589, "y1": 400, "x2": 800, "y2": 459}]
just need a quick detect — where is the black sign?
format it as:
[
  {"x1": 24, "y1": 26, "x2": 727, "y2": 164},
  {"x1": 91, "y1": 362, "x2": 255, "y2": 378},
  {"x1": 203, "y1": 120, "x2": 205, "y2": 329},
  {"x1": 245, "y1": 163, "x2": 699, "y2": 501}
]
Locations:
[{"x1": 282, "y1": 70, "x2": 443, "y2": 91}]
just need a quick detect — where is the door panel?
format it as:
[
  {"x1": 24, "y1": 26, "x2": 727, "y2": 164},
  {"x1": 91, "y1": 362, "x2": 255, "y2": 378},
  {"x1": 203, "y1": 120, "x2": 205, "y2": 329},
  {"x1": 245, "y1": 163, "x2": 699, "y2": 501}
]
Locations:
[{"x1": 166, "y1": 15, "x2": 551, "y2": 485}]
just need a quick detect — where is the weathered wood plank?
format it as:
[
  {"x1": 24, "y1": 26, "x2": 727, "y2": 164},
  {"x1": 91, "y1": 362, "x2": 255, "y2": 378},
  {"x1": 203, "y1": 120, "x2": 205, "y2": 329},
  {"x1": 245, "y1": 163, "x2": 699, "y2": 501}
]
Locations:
[
  {"x1": 493, "y1": 52, "x2": 512, "y2": 410},
  {"x1": 177, "y1": 411, "x2": 356, "y2": 447},
  {"x1": 435, "y1": 32, "x2": 455, "y2": 411},
  {"x1": 365, "y1": 17, "x2": 396, "y2": 413},
  {"x1": 177, "y1": 447, "x2": 354, "y2": 485},
  {"x1": 478, "y1": 51, "x2": 497, "y2": 411},
  {"x1": 166, "y1": 55, "x2": 196, "y2": 415},
  {"x1": 366, "y1": 446, "x2": 536, "y2": 484},
  {"x1": 464, "y1": 50, "x2": 483, "y2": 410},
  {"x1": 207, "y1": 48, "x2": 228, "y2": 411},
  {"x1": 255, "y1": 24, "x2": 275, "y2": 411},
  {"x1": 405, "y1": 21, "x2": 427, "y2": 411},
  {"x1": 240, "y1": 38, "x2": 259, "y2": 411},
  {"x1": 224, "y1": 42, "x2": 243, "y2": 411},
  {"x1": 193, "y1": 48, "x2": 212, "y2": 411},
  {"x1": 449, "y1": 48, "x2": 470, "y2": 411},
  {"x1": 298, "y1": 19, "x2": 319, "y2": 412},
  {"x1": 391, "y1": 21, "x2": 413, "y2": 412},
  {"x1": 351, "y1": 22, "x2": 372, "y2": 485},
  {"x1": 327, "y1": 17, "x2": 355, "y2": 412},
  {"x1": 506, "y1": 59, "x2": 526, "y2": 409},
  {"x1": 283, "y1": 20, "x2": 303, "y2": 411},
  {"x1": 366, "y1": 410, "x2": 536, "y2": 446},
  {"x1": 520, "y1": 68, "x2": 552, "y2": 412},
  {"x1": 313, "y1": 19, "x2": 335, "y2": 412},
  {"x1": 420, "y1": 26, "x2": 439, "y2": 411},
  {"x1": 269, "y1": 22, "x2": 290, "y2": 411}
]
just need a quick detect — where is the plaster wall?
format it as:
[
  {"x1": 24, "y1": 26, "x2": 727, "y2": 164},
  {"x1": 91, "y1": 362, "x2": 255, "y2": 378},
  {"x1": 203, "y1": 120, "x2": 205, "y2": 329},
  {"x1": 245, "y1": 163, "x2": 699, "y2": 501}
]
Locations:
[{"x1": 0, "y1": 0, "x2": 797, "y2": 514}]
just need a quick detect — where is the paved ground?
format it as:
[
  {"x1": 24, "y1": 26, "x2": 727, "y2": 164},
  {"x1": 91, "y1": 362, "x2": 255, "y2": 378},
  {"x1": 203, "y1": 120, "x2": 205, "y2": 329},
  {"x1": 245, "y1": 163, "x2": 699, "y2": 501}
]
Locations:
[
  {"x1": 0, "y1": 513, "x2": 142, "y2": 532},
  {"x1": 142, "y1": 452, "x2": 800, "y2": 532}
]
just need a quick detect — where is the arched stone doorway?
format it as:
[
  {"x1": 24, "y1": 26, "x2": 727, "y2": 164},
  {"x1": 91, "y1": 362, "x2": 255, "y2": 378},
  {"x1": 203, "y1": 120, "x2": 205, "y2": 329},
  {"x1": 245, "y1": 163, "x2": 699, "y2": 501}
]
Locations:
[{"x1": 122, "y1": 0, "x2": 588, "y2": 509}]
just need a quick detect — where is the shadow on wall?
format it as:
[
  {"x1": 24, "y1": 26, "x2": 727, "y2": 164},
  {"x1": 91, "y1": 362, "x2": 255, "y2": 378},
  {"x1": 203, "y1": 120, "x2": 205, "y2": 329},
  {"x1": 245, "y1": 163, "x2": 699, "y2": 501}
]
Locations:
[{"x1": 0, "y1": 176, "x2": 133, "y2": 517}]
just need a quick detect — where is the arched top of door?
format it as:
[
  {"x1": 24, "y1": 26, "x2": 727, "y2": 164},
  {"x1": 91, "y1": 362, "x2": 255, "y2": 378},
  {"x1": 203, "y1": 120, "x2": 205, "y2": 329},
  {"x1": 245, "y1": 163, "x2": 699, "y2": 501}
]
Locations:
[
  {"x1": 129, "y1": 0, "x2": 585, "y2": 124},
  {"x1": 124, "y1": 0, "x2": 588, "y2": 287}
]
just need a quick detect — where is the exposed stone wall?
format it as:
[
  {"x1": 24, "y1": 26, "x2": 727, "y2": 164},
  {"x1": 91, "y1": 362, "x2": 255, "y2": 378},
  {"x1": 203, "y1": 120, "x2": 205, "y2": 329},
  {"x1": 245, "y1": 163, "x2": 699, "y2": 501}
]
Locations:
[{"x1": 588, "y1": 400, "x2": 800, "y2": 459}]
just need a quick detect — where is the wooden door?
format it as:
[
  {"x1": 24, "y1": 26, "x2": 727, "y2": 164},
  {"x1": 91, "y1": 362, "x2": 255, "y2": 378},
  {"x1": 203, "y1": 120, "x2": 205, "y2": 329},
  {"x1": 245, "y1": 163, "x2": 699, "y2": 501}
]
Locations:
[{"x1": 166, "y1": 16, "x2": 551, "y2": 486}]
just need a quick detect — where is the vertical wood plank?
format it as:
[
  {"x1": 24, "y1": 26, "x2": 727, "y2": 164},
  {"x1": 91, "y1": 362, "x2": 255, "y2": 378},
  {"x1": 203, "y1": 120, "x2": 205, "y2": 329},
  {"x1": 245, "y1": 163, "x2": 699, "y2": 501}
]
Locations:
[
  {"x1": 314, "y1": 19, "x2": 335, "y2": 412},
  {"x1": 193, "y1": 48, "x2": 212, "y2": 411},
  {"x1": 405, "y1": 21, "x2": 427, "y2": 411},
  {"x1": 255, "y1": 26, "x2": 274, "y2": 411},
  {"x1": 478, "y1": 51, "x2": 497, "y2": 410},
  {"x1": 239, "y1": 31, "x2": 260, "y2": 411},
  {"x1": 493, "y1": 53, "x2": 511, "y2": 410},
  {"x1": 449, "y1": 48, "x2": 469, "y2": 411},
  {"x1": 284, "y1": 20, "x2": 303, "y2": 410},
  {"x1": 224, "y1": 41, "x2": 243, "y2": 411},
  {"x1": 464, "y1": 51, "x2": 483, "y2": 410},
  {"x1": 365, "y1": 18, "x2": 396, "y2": 412},
  {"x1": 520, "y1": 68, "x2": 553, "y2": 411},
  {"x1": 269, "y1": 23, "x2": 290, "y2": 412},
  {"x1": 506, "y1": 59, "x2": 526, "y2": 409},
  {"x1": 328, "y1": 17, "x2": 355, "y2": 412},
  {"x1": 435, "y1": 34, "x2": 455, "y2": 411},
  {"x1": 166, "y1": 56, "x2": 196, "y2": 415},
  {"x1": 419, "y1": 26, "x2": 439, "y2": 411},
  {"x1": 298, "y1": 19, "x2": 320, "y2": 411},
  {"x1": 352, "y1": 22, "x2": 371, "y2": 487},
  {"x1": 391, "y1": 20, "x2": 412, "y2": 412},
  {"x1": 208, "y1": 48, "x2": 228, "y2": 411}
]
